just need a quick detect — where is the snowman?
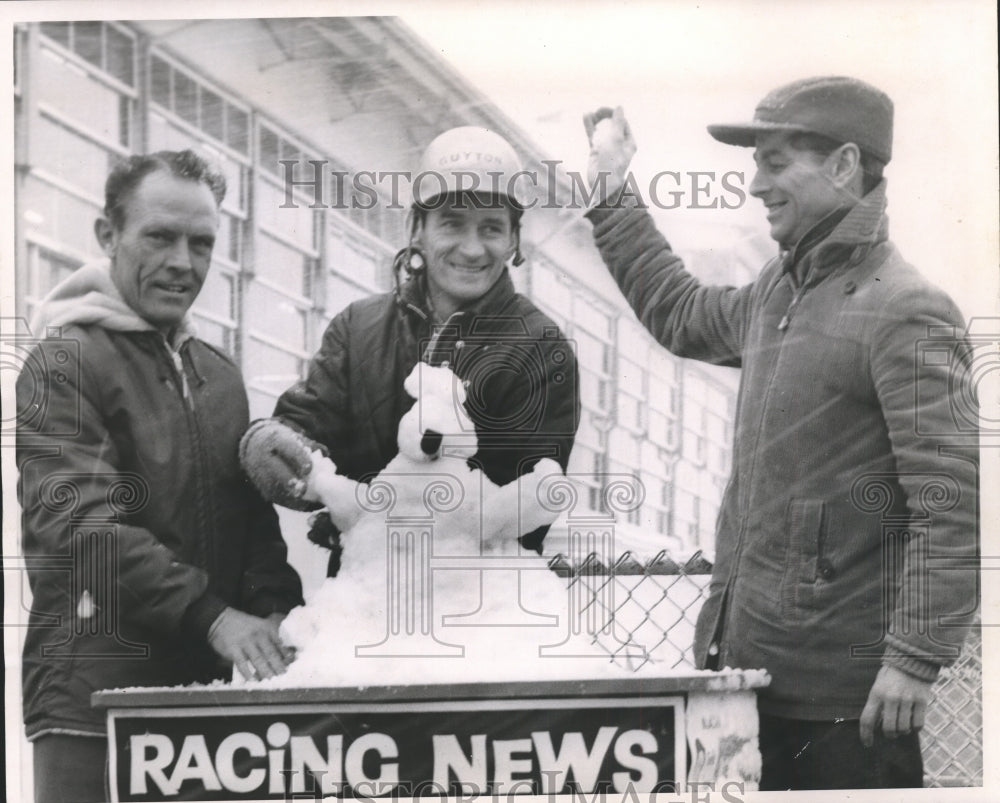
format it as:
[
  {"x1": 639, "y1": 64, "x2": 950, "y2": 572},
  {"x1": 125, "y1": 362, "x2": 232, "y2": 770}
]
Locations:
[{"x1": 251, "y1": 363, "x2": 647, "y2": 688}]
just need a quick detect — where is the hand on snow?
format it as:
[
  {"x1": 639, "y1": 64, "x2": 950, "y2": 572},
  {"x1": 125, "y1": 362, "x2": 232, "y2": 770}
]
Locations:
[
  {"x1": 859, "y1": 664, "x2": 933, "y2": 747},
  {"x1": 239, "y1": 418, "x2": 317, "y2": 509},
  {"x1": 207, "y1": 607, "x2": 296, "y2": 681},
  {"x1": 583, "y1": 105, "x2": 636, "y2": 203}
]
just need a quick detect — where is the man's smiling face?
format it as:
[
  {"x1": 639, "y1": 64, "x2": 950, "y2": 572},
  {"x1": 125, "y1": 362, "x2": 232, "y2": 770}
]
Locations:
[
  {"x1": 418, "y1": 194, "x2": 516, "y2": 319},
  {"x1": 749, "y1": 131, "x2": 846, "y2": 249},
  {"x1": 100, "y1": 170, "x2": 219, "y2": 336}
]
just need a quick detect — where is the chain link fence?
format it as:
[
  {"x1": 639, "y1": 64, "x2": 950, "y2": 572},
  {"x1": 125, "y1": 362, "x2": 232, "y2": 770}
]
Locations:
[
  {"x1": 548, "y1": 550, "x2": 982, "y2": 788},
  {"x1": 922, "y1": 620, "x2": 983, "y2": 787}
]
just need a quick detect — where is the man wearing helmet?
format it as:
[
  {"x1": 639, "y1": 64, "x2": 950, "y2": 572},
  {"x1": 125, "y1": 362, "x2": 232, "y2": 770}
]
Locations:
[{"x1": 241, "y1": 127, "x2": 580, "y2": 570}]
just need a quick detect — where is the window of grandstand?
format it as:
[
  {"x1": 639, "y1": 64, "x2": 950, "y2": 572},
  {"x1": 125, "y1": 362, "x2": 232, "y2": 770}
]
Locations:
[
  {"x1": 146, "y1": 51, "x2": 252, "y2": 357},
  {"x1": 149, "y1": 53, "x2": 249, "y2": 156},
  {"x1": 20, "y1": 24, "x2": 138, "y2": 319},
  {"x1": 40, "y1": 21, "x2": 135, "y2": 89},
  {"x1": 326, "y1": 217, "x2": 390, "y2": 306},
  {"x1": 528, "y1": 256, "x2": 571, "y2": 331},
  {"x1": 21, "y1": 245, "x2": 83, "y2": 323},
  {"x1": 647, "y1": 349, "x2": 681, "y2": 451}
]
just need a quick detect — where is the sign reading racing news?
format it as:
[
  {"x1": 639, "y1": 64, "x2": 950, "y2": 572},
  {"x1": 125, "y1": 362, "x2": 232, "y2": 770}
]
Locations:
[{"x1": 108, "y1": 696, "x2": 685, "y2": 800}]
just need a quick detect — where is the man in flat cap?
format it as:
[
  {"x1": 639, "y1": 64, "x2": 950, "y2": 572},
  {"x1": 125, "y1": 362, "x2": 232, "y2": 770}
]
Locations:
[{"x1": 582, "y1": 77, "x2": 978, "y2": 789}]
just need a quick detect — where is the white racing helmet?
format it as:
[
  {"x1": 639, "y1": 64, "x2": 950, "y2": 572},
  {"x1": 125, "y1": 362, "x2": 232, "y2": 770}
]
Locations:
[{"x1": 412, "y1": 126, "x2": 528, "y2": 211}]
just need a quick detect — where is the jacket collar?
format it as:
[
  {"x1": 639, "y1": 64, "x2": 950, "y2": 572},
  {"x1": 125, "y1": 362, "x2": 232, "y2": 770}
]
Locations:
[
  {"x1": 396, "y1": 267, "x2": 521, "y2": 367},
  {"x1": 785, "y1": 180, "x2": 889, "y2": 285},
  {"x1": 30, "y1": 258, "x2": 197, "y2": 350},
  {"x1": 396, "y1": 267, "x2": 519, "y2": 331}
]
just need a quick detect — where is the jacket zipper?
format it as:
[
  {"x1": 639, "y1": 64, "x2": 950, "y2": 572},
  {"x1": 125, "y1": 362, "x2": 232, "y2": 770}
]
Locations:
[
  {"x1": 422, "y1": 310, "x2": 466, "y2": 365},
  {"x1": 159, "y1": 336, "x2": 216, "y2": 578},
  {"x1": 716, "y1": 253, "x2": 861, "y2": 658},
  {"x1": 399, "y1": 294, "x2": 457, "y2": 364},
  {"x1": 778, "y1": 286, "x2": 804, "y2": 331},
  {"x1": 715, "y1": 271, "x2": 799, "y2": 663},
  {"x1": 778, "y1": 244, "x2": 863, "y2": 331}
]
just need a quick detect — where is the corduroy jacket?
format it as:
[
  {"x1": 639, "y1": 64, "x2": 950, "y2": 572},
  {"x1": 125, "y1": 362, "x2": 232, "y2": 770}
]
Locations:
[{"x1": 587, "y1": 183, "x2": 978, "y2": 719}]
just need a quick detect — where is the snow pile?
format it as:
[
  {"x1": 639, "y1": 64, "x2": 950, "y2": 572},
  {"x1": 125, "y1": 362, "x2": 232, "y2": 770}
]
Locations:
[
  {"x1": 254, "y1": 552, "x2": 648, "y2": 690},
  {"x1": 242, "y1": 363, "x2": 666, "y2": 690},
  {"x1": 249, "y1": 462, "x2": 655, "y2": 688}
]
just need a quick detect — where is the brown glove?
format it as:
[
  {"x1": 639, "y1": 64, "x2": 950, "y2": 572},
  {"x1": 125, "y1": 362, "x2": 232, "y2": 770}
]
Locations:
[{"x1": 239, "y1": 418, "x2": 318, "y2": 510}]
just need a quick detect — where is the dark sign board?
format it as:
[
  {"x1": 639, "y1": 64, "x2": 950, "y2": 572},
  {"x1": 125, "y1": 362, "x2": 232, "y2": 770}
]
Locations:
[{"x1": 108, "y1": 695, "x2": 684, "y2": 800}]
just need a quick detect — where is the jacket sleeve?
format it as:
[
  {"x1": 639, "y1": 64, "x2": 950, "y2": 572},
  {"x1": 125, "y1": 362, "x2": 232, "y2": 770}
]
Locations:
[
  {"x1": 869, "y1": 283, "x2": 979, "y2": 681},
  {"x1": 586, "y1": 198, "x2": 753, "y2": 367},
  {"x1": 16, "y1": 338, "x2": 225, "y2": 637},
  {"x1": 273, "y1": 310, "x2": 352, "y2": 459},
  {"x1": 237, "y1": 480, "x2": 305, "y2": 617},
  {"x1": 475, "y1": 322, "x2": 580, "y2": 554},
  {"x1": 539, "y1": 332, "x2": 581, "y2": 473}
]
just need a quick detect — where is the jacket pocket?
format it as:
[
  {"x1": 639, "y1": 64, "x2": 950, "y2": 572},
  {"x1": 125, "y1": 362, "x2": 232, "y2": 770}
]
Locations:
[{"x1": 780, "y1": 498, "x2": 826, "y2": 619}]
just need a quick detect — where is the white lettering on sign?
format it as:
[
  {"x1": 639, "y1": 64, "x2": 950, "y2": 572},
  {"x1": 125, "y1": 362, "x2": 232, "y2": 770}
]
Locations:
[
  {"x1": 267, "y1": 722, "x2": 291, "y2": 795},
  {"x1": 215, "y1": 732, "x2": 266, "y2": 794},
  {"x1": 170, "y1": 734, "x2": 222, "y2": 793},
  {"x1": 129, "y1": 727, "x2": 399, "y2": 797},
  {"x1": 531, "y1": 726, "x2": 618, "y2": 793},
  {"x1": 427, "y1": 728, "x2": 662, "y2": 794},
  {"x1": 289, "y1": 735, "x2": 343, "y2": 795},
  {"x1": 344, "y1": 733, "x2": 399, "y2": 790},
  {"x1": 612, "y1": 729, "x2": 659, "y2": 792},
  {"x1": 432, "y1": 733, "x2": 487, "y2": 791},
  {"x1": 492, "y1": 738, "x2": 533, "y2": 793},
  {"x1": 129, "y1": 734, "x2": 174, "y2": 796},
  {"x1": 125, "y1": 721, "x2": 665, "y2": 796}
]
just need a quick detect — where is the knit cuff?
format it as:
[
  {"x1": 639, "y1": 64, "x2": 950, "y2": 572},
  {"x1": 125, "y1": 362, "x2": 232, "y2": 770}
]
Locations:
[
  {"x1": 584, "y1": 183, "x2": 643, "y2": 223},
  {"x1": 881, "y1": 653, "x2": 942, "y2": 684}
]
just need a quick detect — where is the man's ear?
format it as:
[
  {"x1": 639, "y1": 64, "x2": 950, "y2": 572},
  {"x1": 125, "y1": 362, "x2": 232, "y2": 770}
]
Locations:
[
  {"x1": 94, "y1": 217, "x2": 117, "y2": 257},
  {"x1": 828, "y1": 143, "x2": 862, "y2": 191}
]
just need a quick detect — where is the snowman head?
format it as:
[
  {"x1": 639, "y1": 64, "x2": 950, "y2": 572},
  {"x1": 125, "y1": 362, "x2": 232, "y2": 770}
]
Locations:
[{"x1": 397, "y1": 362, "x2": 478, "y2": 462}]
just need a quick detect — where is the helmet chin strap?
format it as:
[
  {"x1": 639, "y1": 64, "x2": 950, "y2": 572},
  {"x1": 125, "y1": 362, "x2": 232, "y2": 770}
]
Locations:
[
  {"x1": 511, "y1": 232, "x2": 525, "y2": 266},
  {"x1": 391, "y1": 211, "x2": 426, "y2": 298}
]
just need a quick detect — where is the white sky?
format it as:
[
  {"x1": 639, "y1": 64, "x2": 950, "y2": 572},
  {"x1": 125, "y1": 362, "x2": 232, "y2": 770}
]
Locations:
[{"x1": 403, "y1": 0, "x2": 999, "y2": 320}]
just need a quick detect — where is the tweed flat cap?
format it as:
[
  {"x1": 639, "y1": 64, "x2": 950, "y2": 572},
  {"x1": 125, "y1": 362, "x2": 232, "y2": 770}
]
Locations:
[{"x1": 708, "y1": 76, "x2": 893, "y2": 163}]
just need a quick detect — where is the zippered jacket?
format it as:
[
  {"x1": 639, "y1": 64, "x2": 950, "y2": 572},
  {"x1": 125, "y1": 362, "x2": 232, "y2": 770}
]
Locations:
[
  {"x1": 587, "y1": 182, "x2": 979, "y2": 719},
  {"x1": 273, "y1": 268, "x2": 580, "y2": 552},
  {"x1": 16, "y1": 260, "x2": 303, "y2": 738}
]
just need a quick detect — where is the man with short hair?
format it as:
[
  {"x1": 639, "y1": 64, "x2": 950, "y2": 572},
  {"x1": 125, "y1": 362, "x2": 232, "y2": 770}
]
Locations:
[
  {"x1": 583, "y1": 78, "x2": 978, "y2": 789},
  {"x1": 16, "y1": 149, "x2": 303, "y2": 803}
]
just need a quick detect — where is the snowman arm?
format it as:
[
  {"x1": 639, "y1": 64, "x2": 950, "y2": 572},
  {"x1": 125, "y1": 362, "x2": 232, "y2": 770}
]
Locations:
[
  {"x1": 306, "y1": 452, "x2": 364, "y2": 532},
  {"x1": 483, "y1": 458, "x2": 563, "y2": 545}
]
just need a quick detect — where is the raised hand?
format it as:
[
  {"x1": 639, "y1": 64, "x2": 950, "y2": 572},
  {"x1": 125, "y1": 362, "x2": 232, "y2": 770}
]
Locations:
[{"x1": 583, "y1": 105, "x2": 637, "y2": 202}]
